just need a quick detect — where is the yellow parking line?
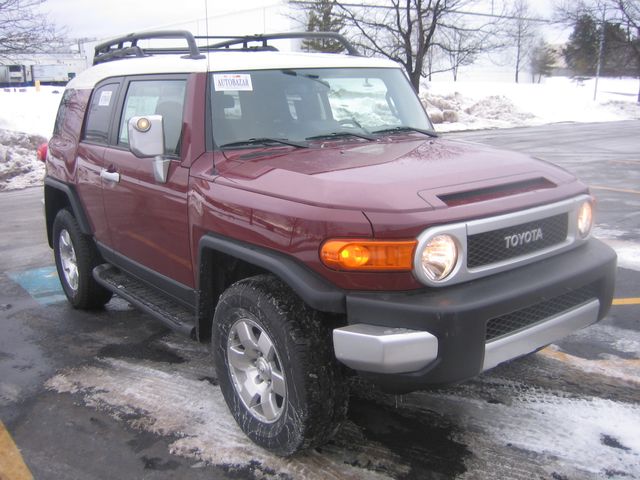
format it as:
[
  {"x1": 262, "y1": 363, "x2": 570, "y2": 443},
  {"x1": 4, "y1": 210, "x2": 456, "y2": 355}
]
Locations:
[
  {"x1": 606, "y1": 160, "x2": 640, "y2": 166},
  {"x1": 613, "y1": 297, "x2": 640, "y2": 306},
  {"x1": 0, "y1": 421, "x2": 33, "y2": 480},
  {"x1": 591, "y1": 185, "x2": 640, "y2": 195}
]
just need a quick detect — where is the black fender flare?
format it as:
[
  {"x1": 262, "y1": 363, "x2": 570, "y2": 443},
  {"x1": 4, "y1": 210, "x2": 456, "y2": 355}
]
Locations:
[
  {"x1": 198, "y1": 233, "x2": 346, "y2": 314},
  {"x1": 44, "y1": 176, "x2": 93, "y2": 246}
]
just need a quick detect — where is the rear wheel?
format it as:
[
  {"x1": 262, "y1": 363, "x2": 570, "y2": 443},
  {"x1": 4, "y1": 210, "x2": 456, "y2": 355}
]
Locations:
[
  {"x1": 212, "y1": 274, "x2": 348, "y2": 456},
  {"x1": 52, "y1": 209, "x2": 112, "y2": 309}
]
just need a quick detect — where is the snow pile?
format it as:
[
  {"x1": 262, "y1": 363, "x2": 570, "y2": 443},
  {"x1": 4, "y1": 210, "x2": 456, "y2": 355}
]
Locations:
[
  {"x1": 0, "y1": 86, "x2": 62, "y2": 137},
  {"x1": 0, "y1": 86, "x2": 59, "y2": 191},
  {"x1": 424, "y1": 76, "x2": 640, "y2": 132},
  {"x1": 423, "y1": 92, "x2": 535, "y2": 129},
  {"x1": 0, "y1": 129, "x2": 46, "y2": 191}
]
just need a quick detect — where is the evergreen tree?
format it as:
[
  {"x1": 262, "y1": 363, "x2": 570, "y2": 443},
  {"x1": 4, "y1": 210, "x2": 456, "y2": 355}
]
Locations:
[
  {"x1": 602, "y1": 22, "x2": 635, "y2": 77},
  {"x1": 302, "y1": 0, "x2": 345, "y2": 53},
  {"x1": 563, "y1": 14, "x2": 599, "y2": 76},
  {"x1": 530, "y1": 40, "x2": 556, "y2": 83}
]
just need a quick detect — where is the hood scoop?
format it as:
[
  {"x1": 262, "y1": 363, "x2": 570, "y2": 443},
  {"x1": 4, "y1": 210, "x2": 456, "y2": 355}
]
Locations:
[{"x1": 437, "y1": 177, "x2": 556, "y2": 207}]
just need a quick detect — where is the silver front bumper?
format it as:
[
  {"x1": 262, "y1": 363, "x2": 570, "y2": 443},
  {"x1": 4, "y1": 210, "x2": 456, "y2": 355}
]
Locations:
[
  {"x1": 333, "y1": 299, "x2": 600, "y2": 375},
  {"x1": 332, "y1": 324, "x2": 438, "y2": 374}
]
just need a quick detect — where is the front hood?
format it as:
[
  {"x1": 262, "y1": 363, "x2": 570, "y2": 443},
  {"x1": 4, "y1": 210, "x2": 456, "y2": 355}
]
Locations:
[{"x1": 215, "y1": 137, "x2": 576, "y2": 212}]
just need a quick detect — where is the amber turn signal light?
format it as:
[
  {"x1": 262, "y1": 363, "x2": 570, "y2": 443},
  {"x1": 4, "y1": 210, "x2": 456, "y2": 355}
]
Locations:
[{"x1": 320, "y1": 239, "x2": 417, "y2": 271}]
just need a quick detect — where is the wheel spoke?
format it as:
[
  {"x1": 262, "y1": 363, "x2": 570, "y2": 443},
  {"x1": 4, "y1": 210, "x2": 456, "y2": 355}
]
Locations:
[
  {"x1": 58, "y1": 229, "x2": 79, "y2": 291},
  {"x1": 257, "y1": 331, "x2": 274, "y2": 359},
  {"x1": 235, "y1": 321, "x2": 259, "y2": 351},
  {"x1": 260, "y1": 393, "x2": 280, "y2": 421},
  {"x1": 270, "y1": 370, "x2": 286, "y2": 397},
  {"x1": 68, "y1": 265, "x2": 78, "y2": 286},
  {"x1": 228, "y1": 345, "x2": 255, "y2": 370},
  {"x1": 226, "y1": 316, "x2": 287, "y2": 424},
  {"x1": 60, "y1": 232, "x2": 70, "y2": 250},
  {"x1": 240, "y1": 376, "x2": 262, "y2": 408}
]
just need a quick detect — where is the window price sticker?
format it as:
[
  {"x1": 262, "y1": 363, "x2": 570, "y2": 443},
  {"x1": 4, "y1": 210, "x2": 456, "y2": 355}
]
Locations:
[{"x1": 213, "y1": 74, "x2": 253, "y2": 91}]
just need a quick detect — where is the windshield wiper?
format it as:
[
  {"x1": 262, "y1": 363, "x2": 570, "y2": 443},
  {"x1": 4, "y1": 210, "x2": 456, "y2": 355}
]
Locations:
[
  {"x1": 372, "y1": 126, "x2": 438, "y2": 138},
  {"x1": 219, "y1": 137, "x2": 308, "y2": 149},
  {"x1": 306, "y1": 131, "x2": 375, "y2": 141}
]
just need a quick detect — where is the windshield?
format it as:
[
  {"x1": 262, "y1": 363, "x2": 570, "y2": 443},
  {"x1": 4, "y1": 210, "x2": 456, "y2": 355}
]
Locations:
[{"x1": 210, "y1": 68, "x2": 433, "y2": 148}]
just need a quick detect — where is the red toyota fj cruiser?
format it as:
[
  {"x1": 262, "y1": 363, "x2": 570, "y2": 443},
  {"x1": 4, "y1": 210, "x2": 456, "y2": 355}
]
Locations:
[{"x1": 43, "y1": 31, "x2": 616, "y2": 455}]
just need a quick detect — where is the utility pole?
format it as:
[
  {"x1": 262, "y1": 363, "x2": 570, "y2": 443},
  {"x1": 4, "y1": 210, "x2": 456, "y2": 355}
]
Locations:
[{"x1": 593, "y1": 7, "x2": 606, "y2": 101}]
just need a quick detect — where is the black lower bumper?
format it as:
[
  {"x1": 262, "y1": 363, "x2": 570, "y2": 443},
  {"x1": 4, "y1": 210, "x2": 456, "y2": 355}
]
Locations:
[{"x1": 344, "y1": 239, "x2": 617, "y2": 392}]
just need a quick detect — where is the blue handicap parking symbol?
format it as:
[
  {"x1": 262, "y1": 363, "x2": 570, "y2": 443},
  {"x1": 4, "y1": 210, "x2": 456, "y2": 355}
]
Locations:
[{"x1": 8, "y1": 266, "x2": 66, "y2": 305}]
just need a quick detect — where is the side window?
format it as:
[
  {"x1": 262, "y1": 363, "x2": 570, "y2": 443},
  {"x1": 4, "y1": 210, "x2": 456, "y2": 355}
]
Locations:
[
  {"x1": 118, "y1": 79, "x2": 186, "y2": 155},
  {"x1": 83, "y1": 83, "x2": 119, "y2": 144}
]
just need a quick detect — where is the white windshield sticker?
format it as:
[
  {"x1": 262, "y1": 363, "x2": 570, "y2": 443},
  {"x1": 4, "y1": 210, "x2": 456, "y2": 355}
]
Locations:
[
  {"x1": 213, "y1": 74, "x2": 253, "y2": 91},
  {"x1": 98, "y1": 90, "x2": 112, "y2": 107}
]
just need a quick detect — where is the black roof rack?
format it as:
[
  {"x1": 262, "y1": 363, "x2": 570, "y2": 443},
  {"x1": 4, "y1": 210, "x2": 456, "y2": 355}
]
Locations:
[
  {"x1": 204, "y1": 32, "x2": 360, "y2": 56},
  {"x1": 93, "y1": 30, "x2": 360, "y2": 65},
  {"x1": 94, "y1": 30, "x2": 205, "y2": 65}
]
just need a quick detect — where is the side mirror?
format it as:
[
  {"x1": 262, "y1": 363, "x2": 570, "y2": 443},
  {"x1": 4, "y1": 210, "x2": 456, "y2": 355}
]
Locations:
[
  {"x1": 128, "y1": 115, "x2": 170, "y2": 184},
  {"x1": 128, "y1": 115, "x2": 164, "y2": 158}
]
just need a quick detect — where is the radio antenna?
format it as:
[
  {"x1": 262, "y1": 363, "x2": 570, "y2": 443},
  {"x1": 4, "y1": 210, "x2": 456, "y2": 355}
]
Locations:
[{"x1": 204, "y1": 0, "x2": 210, "y2": 70}]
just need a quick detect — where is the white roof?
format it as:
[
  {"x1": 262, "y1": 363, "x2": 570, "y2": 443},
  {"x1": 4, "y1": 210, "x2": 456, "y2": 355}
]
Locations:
[{"x1": 67, "y1": 51, "x2": 400, "y2": 90}]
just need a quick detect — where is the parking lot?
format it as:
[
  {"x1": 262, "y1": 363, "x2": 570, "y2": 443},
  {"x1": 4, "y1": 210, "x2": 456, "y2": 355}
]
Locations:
[{"x1": 1, "y1": 120, "x2": 639, "y2": 480}]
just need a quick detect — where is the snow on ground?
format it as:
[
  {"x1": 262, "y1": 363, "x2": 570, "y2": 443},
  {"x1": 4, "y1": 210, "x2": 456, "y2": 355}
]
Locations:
[
  {"x1": 44, "y1": 331, "x2": 640, "y2": 479},
  {"x1": 0, "y1": 86, "x2": 62, "y2": 137},
  {"x1": 424, "y1": 76, "x2": 640, "y2": 132},
  {"x1": 415, "y1": 375, "x2": 640, "y2": 479},
  {"x1": 45, "y1": 341, "x2": 407, "y2": 480},
  {"x1": 594, "y1": 226, "x2": 640, "y2": 272}
]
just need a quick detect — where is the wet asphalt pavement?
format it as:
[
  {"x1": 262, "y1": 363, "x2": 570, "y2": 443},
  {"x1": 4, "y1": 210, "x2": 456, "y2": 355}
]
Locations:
[{"x1": 1, "y1": 121, "x2": 639, "y2": 479}]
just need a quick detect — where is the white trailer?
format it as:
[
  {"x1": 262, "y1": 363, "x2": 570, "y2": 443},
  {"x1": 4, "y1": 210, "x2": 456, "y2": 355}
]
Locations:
[{"x1": 31, "y1": 64, "x2": 71, "y2": 84}]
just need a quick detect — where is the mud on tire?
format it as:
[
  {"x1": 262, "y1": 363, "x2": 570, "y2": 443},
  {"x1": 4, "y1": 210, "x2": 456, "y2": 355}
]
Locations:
[
  {"x1": 52, "y1": 209, "x2": 112, "y2": 309},
  {"x1": 212, "y1": 274, "x2": 349, "y2": 456}
]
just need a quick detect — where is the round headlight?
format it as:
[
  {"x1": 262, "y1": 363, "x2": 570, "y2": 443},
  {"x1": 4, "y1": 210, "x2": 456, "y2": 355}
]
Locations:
[
  {"x1": 420, "y1": 234, "x2": 458, "y2": 282},
  {"x1": 577, "y1": 201, "x2": 593, "y2": 238}
]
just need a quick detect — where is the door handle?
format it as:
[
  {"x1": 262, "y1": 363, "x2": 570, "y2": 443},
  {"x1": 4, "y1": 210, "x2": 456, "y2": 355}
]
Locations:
[{"x1": 100, "y1": 169, "x2": 120, "y2": 183}]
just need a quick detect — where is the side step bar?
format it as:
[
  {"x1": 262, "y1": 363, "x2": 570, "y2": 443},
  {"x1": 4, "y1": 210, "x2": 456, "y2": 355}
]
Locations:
[{"x1": 93, "y1": 264, "x2": 196, "y2": 338}]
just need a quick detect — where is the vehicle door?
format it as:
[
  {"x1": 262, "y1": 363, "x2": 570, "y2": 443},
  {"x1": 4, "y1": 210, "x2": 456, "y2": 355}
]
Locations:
[
  {"x1": 100, "y1": 75, "x2": 194, "y2": 290},
  {"x1": 75, "y1": 80, "x2": 123, "y2": 245}
]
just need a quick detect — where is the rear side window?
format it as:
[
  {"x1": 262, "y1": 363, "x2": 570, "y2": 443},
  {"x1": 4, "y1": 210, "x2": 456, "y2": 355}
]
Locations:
[
  {"x1": 83, "y1": 83, "x2": 119, "y2": 144},
  {"x1": 118, "y1": 79, "x2": 186, "y2": 155}
]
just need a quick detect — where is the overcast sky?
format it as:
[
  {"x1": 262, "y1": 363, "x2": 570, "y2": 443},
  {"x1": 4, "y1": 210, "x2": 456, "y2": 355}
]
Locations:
[
  {"x1": 42, "y1": 0, "x2": 282, "y2": 39},
  {"x1": 40, "y1": 0, "x2": 560, "y2": 42}
]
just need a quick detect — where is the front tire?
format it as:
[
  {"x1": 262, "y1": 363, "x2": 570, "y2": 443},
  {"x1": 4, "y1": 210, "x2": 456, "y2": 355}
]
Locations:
[
  {"x1": 52, "y1": 209, "x2": 112, "y2": 309},
  {"x1": 212, "y1": 274, "x2": 348, "y2": 456}
]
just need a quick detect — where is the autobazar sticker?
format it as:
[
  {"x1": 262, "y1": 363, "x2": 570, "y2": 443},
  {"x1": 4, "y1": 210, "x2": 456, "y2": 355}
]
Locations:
[{"x1": 213, "y1": 74, "x2": 253, "y2": 91}]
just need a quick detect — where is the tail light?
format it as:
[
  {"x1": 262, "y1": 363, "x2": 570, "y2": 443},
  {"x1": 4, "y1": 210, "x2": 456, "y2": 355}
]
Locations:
[{"x1": 37, "y1": 143, "x2": 48, "y2": 162}]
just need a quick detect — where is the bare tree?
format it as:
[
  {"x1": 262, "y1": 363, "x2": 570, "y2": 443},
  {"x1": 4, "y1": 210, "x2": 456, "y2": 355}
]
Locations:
[
  {"x1": 509, "y1": 0, "x2": 538, "y2": 83},
  {"x1": 437, "y1": 25, "x2": 497, "y2": 81},
  {"x1": 0, "y1": 0, "x2": 63, "y2": 58},
  {"x1": 610, "y1": 0, "x2": 640, "y2": 101},
  {"x1": 330, "y1": 1, "x2": 506, "y2": 93}
]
